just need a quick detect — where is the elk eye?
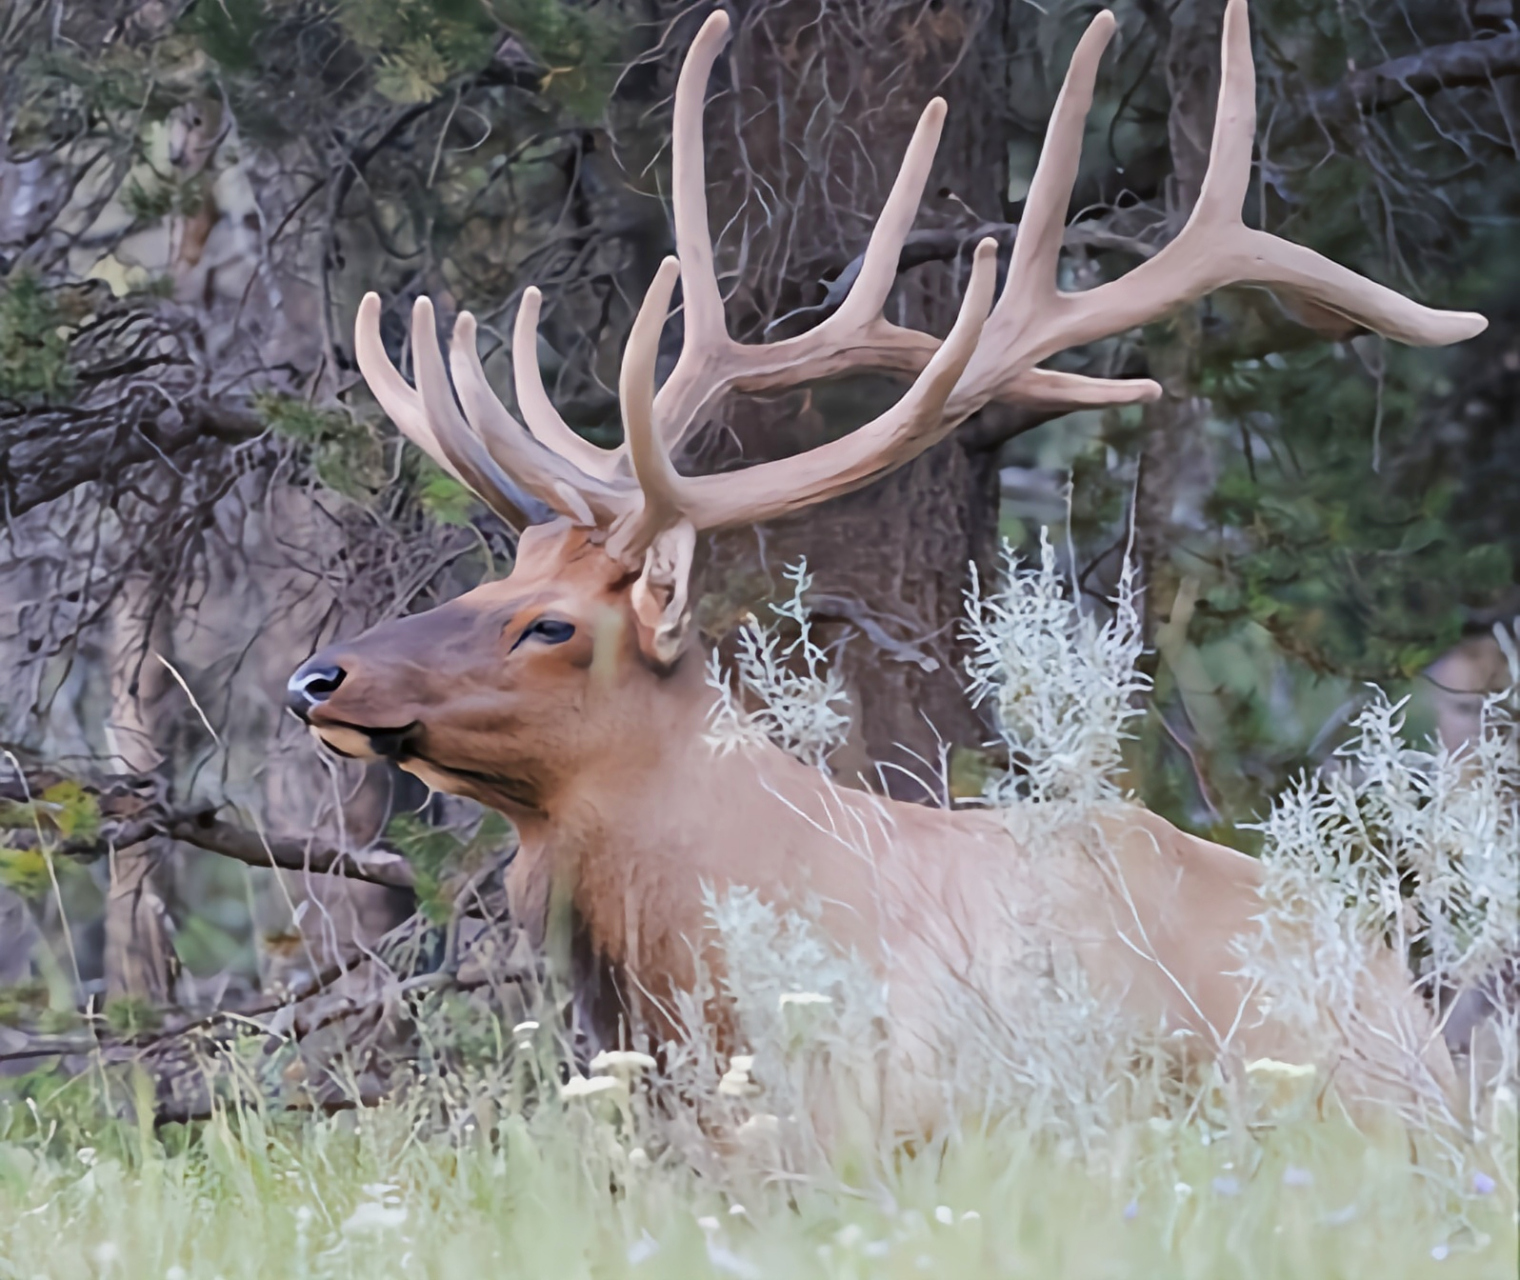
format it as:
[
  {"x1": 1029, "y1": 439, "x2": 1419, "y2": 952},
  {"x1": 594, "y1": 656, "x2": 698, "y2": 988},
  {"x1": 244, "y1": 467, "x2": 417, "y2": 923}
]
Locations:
[{"x1": 513, "y1": 617, "x2": 575, "y2": 650}]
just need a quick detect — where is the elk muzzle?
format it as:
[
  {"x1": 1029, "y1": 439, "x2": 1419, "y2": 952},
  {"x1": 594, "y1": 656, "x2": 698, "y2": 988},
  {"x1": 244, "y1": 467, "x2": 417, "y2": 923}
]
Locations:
[
  {"x1": 286, "y1": 657, "x2": 420, "y2": 761},
  {"x1": 286, "y1": 661, "x2": 346, "y2": 720}
]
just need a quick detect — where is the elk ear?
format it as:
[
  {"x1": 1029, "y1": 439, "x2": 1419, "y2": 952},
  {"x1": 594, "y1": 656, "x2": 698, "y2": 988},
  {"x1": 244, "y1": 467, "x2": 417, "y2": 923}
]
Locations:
[{"x1": 629, "y1": 521, "x2": 697, "y2": 667}]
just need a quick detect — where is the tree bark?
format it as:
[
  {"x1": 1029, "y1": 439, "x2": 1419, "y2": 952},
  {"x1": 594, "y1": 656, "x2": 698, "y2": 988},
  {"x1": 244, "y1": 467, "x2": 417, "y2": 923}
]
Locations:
[
  {"x1": 103, "y1": 577, "x2": 178, "y2": 1005},
  {"x1": 686, "y1": 0, "x2": 1017, "y2": 792},
  {"x1": 1133, "y1": 0, "x2": 1222, "y2": 636}
]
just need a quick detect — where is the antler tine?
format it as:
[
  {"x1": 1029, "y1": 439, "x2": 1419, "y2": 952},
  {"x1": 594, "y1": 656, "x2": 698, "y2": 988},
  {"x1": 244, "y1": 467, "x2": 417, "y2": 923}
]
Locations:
[
  {"x1": 510, "y1": 288, "x2": 628, "y2": 485},
  {"x1": 947, "y1": 11, "x2": 1156, "y2": 413},
  {"x1": 415, "y1": 300, "x2": 582, "y2": 523},
  {"x1": 649, "y1": 13, "x2": 1151, "y2": 453},
  {"x1": 650, "y1": 18, "x2": 949, "y2": 455},
  {"x1": 1002, "y1": 12, "x2": 1118, "y2": 324},
  {"x1": 951, "y1": 0, "x2": 1484, "y2": 415},
  {"x1": 613, "y1": 257, "x2": 686, "y2": 556},
  {"x1": 447, "y1": 308, "x2": 634, "y2": 528},
  {"x1": 822, "y1": 98, "x2": 948, "y2": 333},
  {"x1": 670, "y1": 10, "x2": 732, "y2": 343},
  {"x1": 668, "y1": 238, "x2": 1000, "y2": 532},
  {"x1": 354, "y1": 293, "x2": 557, "y2": 528}
]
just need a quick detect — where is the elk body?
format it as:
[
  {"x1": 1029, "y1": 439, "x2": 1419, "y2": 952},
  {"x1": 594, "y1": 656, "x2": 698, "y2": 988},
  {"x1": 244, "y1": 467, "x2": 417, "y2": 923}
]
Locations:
[{"x1": 289, "y1": 1, "x2": 1481, "y2": 1120}]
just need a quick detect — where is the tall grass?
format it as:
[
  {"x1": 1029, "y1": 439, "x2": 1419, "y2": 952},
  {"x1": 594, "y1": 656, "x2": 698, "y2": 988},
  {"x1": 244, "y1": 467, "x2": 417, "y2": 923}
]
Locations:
[{"x1": 0, "y1": 1070, "x2": 1513, "y2": 1279}]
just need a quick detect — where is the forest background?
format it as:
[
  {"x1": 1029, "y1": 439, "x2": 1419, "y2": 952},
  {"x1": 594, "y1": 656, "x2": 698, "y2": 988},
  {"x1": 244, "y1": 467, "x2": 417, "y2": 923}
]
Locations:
[{"x1": 0, "y1": 0, "x2": 1516, "y2": 1080}]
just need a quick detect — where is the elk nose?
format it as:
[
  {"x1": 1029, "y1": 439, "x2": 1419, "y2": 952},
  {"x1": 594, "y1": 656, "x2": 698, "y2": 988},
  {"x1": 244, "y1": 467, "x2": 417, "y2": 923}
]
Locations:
[{"x1": 286, "y1": 661, "x2": 346, "y2": 721}]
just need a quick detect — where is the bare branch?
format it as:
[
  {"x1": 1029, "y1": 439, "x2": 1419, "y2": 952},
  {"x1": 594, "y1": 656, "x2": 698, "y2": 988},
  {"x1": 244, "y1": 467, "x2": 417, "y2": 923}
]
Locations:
[
  {"x1": 163, "y1": 811, "x2": 416, "y2": 891},
  {"x1": 0, "y1": 765, "x2": 416, "y2": 889},
  {"x1": 1311, "y1": 32, "x2": 1520, "y2": 120}
]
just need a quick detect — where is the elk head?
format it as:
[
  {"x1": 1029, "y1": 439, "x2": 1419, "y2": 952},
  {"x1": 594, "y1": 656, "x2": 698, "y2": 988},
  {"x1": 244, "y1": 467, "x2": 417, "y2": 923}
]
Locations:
[{"x1": 287, "y1": 0, "x2": 1484, "y2": 824}]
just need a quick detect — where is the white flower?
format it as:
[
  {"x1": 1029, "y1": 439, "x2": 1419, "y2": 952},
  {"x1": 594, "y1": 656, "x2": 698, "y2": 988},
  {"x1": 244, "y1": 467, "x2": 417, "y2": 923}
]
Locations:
[
  {"x1": 1245, "y1": 1058, "x2": 1316, "y2": 1080},
  {"x1": 777, "y1": 991, "x2": 832, "y2": 1009},
  {"x1": 561, "y1": 1075, "x2": 627, "y2": 1101},
  {"x1": 627, "y1": 1147, "x2": 651, "y2": 1170},
  {"x1": 590, "y1": 1050, "x2": 656, "y2": 1076},
  {"x1": 76, "y1": 1147, "x2": 98, "y2": 1167},
  {"x1": 341, "y1": 1202, "x2": 408, "y2": 1236},
  {"x1": 718, "y1": 1054, "x2": 760, "y2": 1097},
  {"x1": 697, "y1": 1216, "x2": 721, "y2": 1234},
  {"x1": 934, "y1": 1205, "x2": 954, "y2": 1226},
  {"x1": 1245, "y1": 1058, "x2": 1319, "y2": 1109},
  {"x1": 736, "y1": 1114, "x2": 779, "y2": 1142}
]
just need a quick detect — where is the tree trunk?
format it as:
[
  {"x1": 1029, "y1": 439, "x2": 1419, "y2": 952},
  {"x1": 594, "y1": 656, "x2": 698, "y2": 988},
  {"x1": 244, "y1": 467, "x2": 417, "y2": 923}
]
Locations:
[
  {"x1": 686, "y1": 0, "x2": 1018, "y2": 793},
  {"x1": 1131, "y1": 0, "x2": 1234, "y2": 827},
  {"x1": 702, "y1": 398, "x2": 1004, "y2": 793},
  {"x1": 103, "y1": 578, "x2": 178, "y2": 1005}
]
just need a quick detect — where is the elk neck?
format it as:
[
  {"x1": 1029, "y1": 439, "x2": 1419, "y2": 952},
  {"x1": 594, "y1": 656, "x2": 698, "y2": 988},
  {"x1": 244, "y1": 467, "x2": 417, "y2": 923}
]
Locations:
[{"x1": 503, "y1": 646, "x2": 895, "y2": 1008}]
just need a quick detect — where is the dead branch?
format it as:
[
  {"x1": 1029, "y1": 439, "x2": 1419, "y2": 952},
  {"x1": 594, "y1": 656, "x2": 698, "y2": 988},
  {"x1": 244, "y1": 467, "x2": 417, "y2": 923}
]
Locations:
[
  {"x1": 1311, "y1": 32, "x2": 1520, "y2": 120},
  {"x1": 0, "y1": 764, "x2": 417, "y2": 889},
  {"x1": 163, "y1": 811, "x2": 416, "y2": 891}
]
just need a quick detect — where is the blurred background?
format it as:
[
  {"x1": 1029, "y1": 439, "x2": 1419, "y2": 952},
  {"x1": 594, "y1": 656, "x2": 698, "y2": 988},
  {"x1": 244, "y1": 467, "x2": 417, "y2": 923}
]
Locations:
[{"x1": 0, "y1": 0, "x2": 1515, "y2": 1034}]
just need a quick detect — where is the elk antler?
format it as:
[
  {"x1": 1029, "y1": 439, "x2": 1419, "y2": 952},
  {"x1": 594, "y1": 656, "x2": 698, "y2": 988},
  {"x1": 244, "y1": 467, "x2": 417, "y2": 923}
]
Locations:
[{"x1": 354, "y1": 0, "x2": 1484, "y2": 619}]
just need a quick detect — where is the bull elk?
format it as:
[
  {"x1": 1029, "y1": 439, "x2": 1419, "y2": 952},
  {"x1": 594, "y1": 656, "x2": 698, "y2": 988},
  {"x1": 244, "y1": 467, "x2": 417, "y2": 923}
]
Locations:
[{"x1": 288, "y1": 0, "x2": 1482, "y2": 1119}]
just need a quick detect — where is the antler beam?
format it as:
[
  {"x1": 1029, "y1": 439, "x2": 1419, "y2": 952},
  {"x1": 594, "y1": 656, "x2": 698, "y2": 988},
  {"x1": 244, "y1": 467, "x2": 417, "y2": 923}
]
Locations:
[{"x1": 354, "y1": 0, "x2": 1485, "y2": 561}]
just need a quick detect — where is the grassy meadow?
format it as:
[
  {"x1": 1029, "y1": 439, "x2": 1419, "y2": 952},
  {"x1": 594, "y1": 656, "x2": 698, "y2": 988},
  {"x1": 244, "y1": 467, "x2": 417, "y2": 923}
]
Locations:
[{"x1": 0, "y1": 1058, "x2": 1515, "y2": 1280}]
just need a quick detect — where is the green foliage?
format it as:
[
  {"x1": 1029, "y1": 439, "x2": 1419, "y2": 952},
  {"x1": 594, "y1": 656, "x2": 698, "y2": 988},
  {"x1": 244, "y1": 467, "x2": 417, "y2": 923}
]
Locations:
[
  {"x1": 0, "y1": 782, "x2": 100, "y2": 897},
  {"x1": 414, "y1": 459, "x2": 479, "y2": 526},
  {"x1": 2, "y1": 780, "x2": 103, "y2": 843},
  {"x1": 385, "y1": 811, "x2": 513, "y2": 923},
  {"x1": 37, "y1": 781, "x2": 100, "y2": 843},
  {"x1": 103, "y1": 996, "x2": 161, "y2": 1038},
  {"x1": 0, "y1": 847, "x2": 51, "y2": 900},
  {"x1": 1199, "y1": 347, "x2": 1511, "y2": 681},
  {"x1": 120, "y1": 169, "x2": 212, "y2": 226},
  {"x1": 0, "y1": 1062, "x2": 1511, "y2": 1277},
  {"x1": 254, "y1": 392, "x2": 389, "y2": 498},
  {"x1": 0, "y1": 980, "x2": 48, "y2": 1027},
  {"x1": 119, "y1": 175, "x2": 176, "y2": 224},
  {"x1": 413, "y1": 989, "x2": 508, "y2": 1070},
  {"x1": 0, "y1": 275, "x2": 75, "y2": 405},
  {"x1": 491, "y1": 0, "x2": 621, "y2": 116},
  {"x1": 182, "y1": 0, "x2": 270, "y2": 73},
  {"x1": 338, "y1": 0, "x2": 500, "y2": 103}
]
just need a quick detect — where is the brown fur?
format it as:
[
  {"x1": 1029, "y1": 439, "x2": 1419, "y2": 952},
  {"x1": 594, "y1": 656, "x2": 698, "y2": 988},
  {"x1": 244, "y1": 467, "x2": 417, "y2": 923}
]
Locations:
[{"x1": 299, "y1": 523, "x2": 1451, "y2": 1119}]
